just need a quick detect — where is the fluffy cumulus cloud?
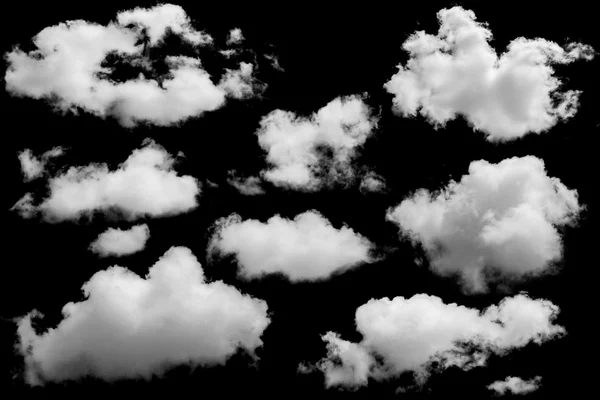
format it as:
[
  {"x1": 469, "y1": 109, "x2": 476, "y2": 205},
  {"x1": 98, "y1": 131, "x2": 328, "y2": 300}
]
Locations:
[
  {"x1": 11, "y1": 139, "x2": 200, "y2": 222},
  {"x1": 16, "y1": 247, "x2": 270, "y2": 385},
  {"x1": 89, "y1": 224, "x2": 150, "y2": 257},
  {"x1": 305, "y1": 294, "x2": 563, "y2": 389},
  {"x1": 256, "y1": 95, "x2": 376, "y2": 190},
  {"x1": 488, "y1": 376, "x2": 542, "y2": 395},
  {"x1": 386, "y1": 156, "x2": 581, "y2": 293},
  {"x1": 4, "y1": 4, "x2": 262, "y2": 127},
  {"x1": 384, "y1": 6, "x2": 595, "y2": 141},
  {"x1": 18, "y1": 147, "x2": 64, "y2": 181},
  {"x1": 209, "y1": 210, "x2": 374, "y2": 281}
]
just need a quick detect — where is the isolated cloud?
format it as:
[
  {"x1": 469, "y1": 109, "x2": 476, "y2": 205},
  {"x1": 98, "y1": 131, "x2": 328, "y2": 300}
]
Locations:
[
  {"x1": 226, "y1": 28, "x2": 244, "y2": 45},
  {"x1": 256, "y1": 95, "x2": 376, "y2": 190},
  {"x1": 308, "y1": 294, "x2": 563, "y2": 388},
  {"x1": 89, "y1": 224, "x2": 150, "y2": 257},
  {"x1": 227, "y1": 174, "x2": 265, "y2": 195},
  {"x1": 488, "y1": 376, "x2": 541, "y2": 395},
  {"x1": 4, "y1": 4, "x2": 262, "y2": 127},
  {"x1": 16, "y1": 246, "x2": 270, "y2": 385},
  {"x1": 384, "y1": 6, "x2": 595, "y2": 141},
  {"x1": 12, "y1": 140, "x2": 200, "y2": 222},
  {"x1": 359, "y1": 172, "x2": 386, "y2": 193},
  {"x1": 387, "y1": 156, "x2": 581, "y2": 293},
  {"x1": 209, "y1": 210, "x2": 374, "y2": 281},
  {"x1": 18, "y1": 147, "x2": 64, "y2": 181}
]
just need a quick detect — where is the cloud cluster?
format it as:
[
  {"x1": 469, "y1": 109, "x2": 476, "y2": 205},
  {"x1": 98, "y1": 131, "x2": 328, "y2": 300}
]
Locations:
[
  {"x1": 18, "y1": 148, "x2": 64, "y2": 181},
  {"x1": 12, "y1": 140, "x2": 200, "y2": 222},
  {"x1": 387, "y1": 156, "x2": 581, "y2": 292},
  {"x1": 209, "y1": 210, "x2": 374, "y2": 281},
  {"x1": 16, "y1": 247, "x2": 270, "y2": 385},
  {"x1": 89, "y1": 224, "x2": 150, "y2": 257},
  {"x1": 256, "y1": 95, "x2": 376, "y2": 190},
  {"x1": 487, "y1": 376, "x2": 542, "y2": 395},
  {"x1": 4, "y1": 4, "x2": 261, "y2": 127},
  {"x1": 305, "y1": 294, "x2": 563, "y2": 388},
  {"x1": 384, "y1": 6, "x2": 595, "y2": 141}
]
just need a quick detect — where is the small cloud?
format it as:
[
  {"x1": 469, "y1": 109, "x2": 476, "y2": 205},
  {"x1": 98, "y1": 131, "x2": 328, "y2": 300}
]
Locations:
[
  {"x1": 487, "y1": 376, "x2": 542, "y2": 395},
  {"x1": 227, "y1": 173, "x2": 265, "y2": 195},
  {"x1": 226, "y1": 28, "x2": 244, "y2": 45},
  {"x1": 89, "y1": 224, "x2": 150, "y2": 257},
  {"x1": 17, "y1": 147, "x2": 65, "y2": 181}
]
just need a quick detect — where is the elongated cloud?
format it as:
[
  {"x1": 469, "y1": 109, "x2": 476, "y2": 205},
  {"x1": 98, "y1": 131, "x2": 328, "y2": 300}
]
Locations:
[
  {"x1": 18, "y1": 147, "x2": 64, "y2": 181},
  {"x1": 16, "y1": 247, "x2": 270, "y2": 385},
  {"x1": 227, "y1": 174, "x2": 265, "y2": 195},
  {"x1": 305, "y1": 294, "x2": 563, "y2": 388},
  {"x1": 11, "y1": 140, "x2": 200, "y2": 222},
  {"x1": 488, "y1": 376, "x2": 542, "y2": 395},
  {"x1": 209, "y1": 210, "x2": 374, "y2": 281},
  {"x1": 256, "y1": 95, "x2": 376, "y2": 190},
  {"x1": 4, "y1": 4, "x2": 262, "y2": 127},
  {"x1": 384, "y1": 6, "x2": 594, "y2": 141},
  {"x1": 89, "y1": 224, "x2": 150, "y2": 257},
  {"x1": 387, "y1": 156, "x2": 581, "y2": 293}
]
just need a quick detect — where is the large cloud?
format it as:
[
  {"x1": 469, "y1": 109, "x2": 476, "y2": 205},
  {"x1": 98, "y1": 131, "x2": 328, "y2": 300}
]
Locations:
[
  {"x1": 4, "y1": 4, "x2": 261, "y2": 127},
  {"x1": 89, "y1": 224, "x2": 150, "y2": 257},
  {"x1": 16, "y1": 247, "x2": 270, "y2": 385},
  {"x1": 304, "y1": 294, "x2": 563, "y2": 389},
  {"x1": 209, "y1": 210, "x2": 374, "y2": 281},
  {"x1": 384, "y1": 6, "x2": 595, "y2": 141},
  {"x1": 256, "y1": 95, "x2": 376, "y2": 190},
  {"x1": 17, "y1": 147, "x2": 64, "y2": 181},
  {"x1": 11, "y1": 139, "x2": 200, "y2": 222},
  {"x1": 386, "y1": 156, "x2": 581, "y2": 293},
  {"x1": 487, "y1": 376, "x2": 542, "y2": 395}
]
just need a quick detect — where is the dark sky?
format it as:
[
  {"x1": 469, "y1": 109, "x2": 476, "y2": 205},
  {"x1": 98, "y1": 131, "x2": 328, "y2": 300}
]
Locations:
[{"x1": 1, "y1": 1, "x2": 597, "y2": 398}]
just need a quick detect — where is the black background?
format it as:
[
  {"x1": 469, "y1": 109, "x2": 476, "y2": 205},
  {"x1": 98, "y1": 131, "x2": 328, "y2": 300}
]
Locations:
[{"x1": 1, "y1": 1, "x2": 597, "y2": 398}]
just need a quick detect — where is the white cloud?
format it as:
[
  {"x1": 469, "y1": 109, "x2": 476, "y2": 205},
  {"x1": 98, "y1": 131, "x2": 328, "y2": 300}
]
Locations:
[
  {"x1": 89, "y1": 224, "x2": 150, "y2": 257},
  {"x1": 359, "y1": 172, "x2": 386, "y2": 193},
  {"x1": 227, "y1": 174, "x2": 265, "y2": 195},
  {"x1": 209, "y1": 210, "x2": 374, "y2": 281},
  {"x1": 488, "y1": 376, "x2": 542, "y2": 395},
  {"x1": 384, "y1": 6, "x2": 595, "y2": 141},
  {"x1": 11, "y1": 139, "x2": 200, "y2": 222},
  {"x1": 17, "y1": 147, "x2": 64, "y2": 181},
  {"x1": 256, "y1": 95, "x2": 376, "y2": 190},
  {"x1": 4, "y1": 4, "x2": 262, "y2": 127},
  {"x1": 226, "y1": 28, "x2": 244, "y2": 45},
  {"x1": 218, "y1": 62, "x2": 262, "y2": 99},
  {"x1": 16, "y1": 246, "x2": 270, "y2": 385},
  {"x1": 309, "y1": 294, "x2": 563, "y2": 388},
  {"x1": 386, "y1": 156, "x2": 581, "y2": 293}
]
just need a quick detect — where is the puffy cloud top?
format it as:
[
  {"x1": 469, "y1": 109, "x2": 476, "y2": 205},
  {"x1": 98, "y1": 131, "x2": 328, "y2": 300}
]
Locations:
[
  {"x1": 209, "y1": 210, "x2": 374, "y2": 281},
  {"x1": 387, "y1": 156, "x2": 581, "y2": 292},
  {"x1": 384, "y1": 6, "x2": 594, "y2": 141},
  {"x1": 17, "y1": 247, "x2": 270, "y2": 385}
]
